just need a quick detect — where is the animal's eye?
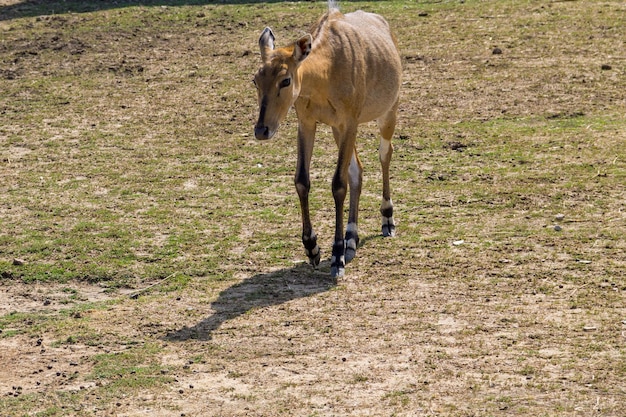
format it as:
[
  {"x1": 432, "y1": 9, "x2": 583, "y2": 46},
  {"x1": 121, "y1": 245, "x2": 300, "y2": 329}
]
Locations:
[{"x1": 279, "y1": 78, "x2": 291, "y2": 88}]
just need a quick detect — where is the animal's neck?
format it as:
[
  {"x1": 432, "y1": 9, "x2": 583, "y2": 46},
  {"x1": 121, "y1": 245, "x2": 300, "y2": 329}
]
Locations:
[
  {"x1": 297, "y1": 52, "x2": 330, "y2": 100},
  {"x1": 296, "y1": 11, "x2": 338, "y2": 100}
]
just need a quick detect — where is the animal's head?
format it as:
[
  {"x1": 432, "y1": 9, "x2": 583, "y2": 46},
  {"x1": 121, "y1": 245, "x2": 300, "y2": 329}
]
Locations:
[{"x1": 253, "y1": 27, "x2": 312, "y2": 140}]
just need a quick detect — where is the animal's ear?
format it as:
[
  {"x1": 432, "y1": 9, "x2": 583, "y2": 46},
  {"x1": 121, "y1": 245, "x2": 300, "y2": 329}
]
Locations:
[
  {"x1": 293, "y1": 34, "x2": 312, "y2": 63},
  {"x1": 259, "y1": 27, "x2": 275, "y2": 61}
]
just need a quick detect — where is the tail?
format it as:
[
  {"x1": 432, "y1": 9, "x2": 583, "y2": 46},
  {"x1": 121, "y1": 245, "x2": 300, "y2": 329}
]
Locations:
[{"x1": 328, "y1": 0, "x2": 339, "y2": 11}]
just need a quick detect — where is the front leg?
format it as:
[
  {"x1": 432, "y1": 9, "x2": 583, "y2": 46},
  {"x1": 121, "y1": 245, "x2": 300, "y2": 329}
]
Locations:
[
  {"x1": 330, "y1": 125, "x2": 357, "y2": 278},
  {"x1": 294, "y1": 121, "x2": 320, "y2": 266}
]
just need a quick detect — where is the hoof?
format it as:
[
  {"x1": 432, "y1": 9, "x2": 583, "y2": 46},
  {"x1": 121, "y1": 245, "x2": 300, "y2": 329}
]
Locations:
[
  {"x1": 344, "y1": 236, "x2": 359, "y2": 263},
  {"x1": 330, "y1": 264, "x2": 345, "y2": 278},
  {"x1": 382, "y1": 216, "x2": 396, "y2": 237},
  {"x1": 344, "y1": 244, "x2": 356, "y2": 264},
  {"x1": 330, "y1": 240, "x2": 346, "y2": 278},
  {"x1": 382, "y1": 224, "x2": 396, "y2": 237},
  {"x1": 308, "y1": 250, "x2": 321, "y2": 267},
  {"x1": 303, "y1": 232, "x2": 321, "y2": 267},
  {"x1": 344, "y1": 232, "x2": 359, "y2": 264}
]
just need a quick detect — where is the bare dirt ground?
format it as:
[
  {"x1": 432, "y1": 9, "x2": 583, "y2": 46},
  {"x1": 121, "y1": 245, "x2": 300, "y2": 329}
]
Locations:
[
  {"x1": 2, "y1": 259, "x2": 625, "y2": 416},
  {"x1": 1, "y1": 1, "x2": 625, "y2": 416}
]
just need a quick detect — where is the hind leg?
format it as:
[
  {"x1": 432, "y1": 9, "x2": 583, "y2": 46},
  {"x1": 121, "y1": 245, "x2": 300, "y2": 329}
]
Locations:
[
  {"x1": 345, "y1": 150, "x2": 362, "y2": 263},
  {"x1": 378, "y1": 102, "x2": 398, "y2": 237}
]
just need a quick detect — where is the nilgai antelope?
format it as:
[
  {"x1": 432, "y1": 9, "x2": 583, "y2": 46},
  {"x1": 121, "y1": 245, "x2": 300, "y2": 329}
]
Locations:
[{"x1": 252, "y1": 2, "x2": 402, "y2": 277}]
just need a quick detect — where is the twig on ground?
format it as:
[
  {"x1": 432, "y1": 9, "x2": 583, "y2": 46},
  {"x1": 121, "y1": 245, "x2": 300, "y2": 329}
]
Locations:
[
  {"x1": 569, "y1": 283, "x2": 589, "y2": 298},
  {"x1": 129, "y1": 273, "x2": 178, "y2": 299}
]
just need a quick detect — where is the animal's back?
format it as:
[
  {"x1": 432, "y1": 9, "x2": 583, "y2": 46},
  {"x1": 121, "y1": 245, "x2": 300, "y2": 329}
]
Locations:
[{"x1": 311, "y1": 9, "x2": 402, "y2": 123}]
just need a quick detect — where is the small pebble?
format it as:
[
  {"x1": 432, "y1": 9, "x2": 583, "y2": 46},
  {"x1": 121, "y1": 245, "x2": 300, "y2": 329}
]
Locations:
[
  {"x1": 492, "y1": 47, "x2": 503, "y2": 55},
  {"x1": 555, "y1": 213, "x2": 565, "y2": 221},
  {"x1": 554, "y1": 225, "x2": 562, "y2": 231}
]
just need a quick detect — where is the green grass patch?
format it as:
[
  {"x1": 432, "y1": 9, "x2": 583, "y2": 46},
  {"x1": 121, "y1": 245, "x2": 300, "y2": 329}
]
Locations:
[{"x1": 0, "y1": 1, "x2": 625, "y2": 415}]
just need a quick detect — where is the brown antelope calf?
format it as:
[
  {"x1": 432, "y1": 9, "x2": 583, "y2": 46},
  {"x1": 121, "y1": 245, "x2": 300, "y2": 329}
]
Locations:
[{"x1": 252, "y1": 2, "x2": 401, "y2": 277}]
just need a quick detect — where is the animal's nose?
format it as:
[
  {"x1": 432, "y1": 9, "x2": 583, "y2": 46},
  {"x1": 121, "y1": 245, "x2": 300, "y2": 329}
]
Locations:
[{"x1": 254, "y1": 125, "x2": 270, "y2": 140}]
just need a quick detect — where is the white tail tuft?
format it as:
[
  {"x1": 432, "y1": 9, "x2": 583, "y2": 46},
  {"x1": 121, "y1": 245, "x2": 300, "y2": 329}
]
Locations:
[{"x1": 328, "y1": 0, "x2": 339, "y2": 11}]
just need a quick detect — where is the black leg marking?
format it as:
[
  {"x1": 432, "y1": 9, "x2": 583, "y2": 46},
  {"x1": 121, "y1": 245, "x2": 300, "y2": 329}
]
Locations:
[
  {"x1": 330, "y1": 240, "x2": 345, "y2": 278},
  {"x1": 381, "y1": 205, "x2": 396, "y2": 237},
  {"x1": 344, "y1": 226, "x2": 359, "y2": 264},
  {"x1": 302, "y1": 232, "x2": 321, "y2": 267}
]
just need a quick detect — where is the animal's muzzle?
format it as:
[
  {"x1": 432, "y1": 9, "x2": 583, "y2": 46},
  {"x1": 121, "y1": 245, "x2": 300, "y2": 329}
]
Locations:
[{"x1": 254, "y1": 125, "x2": 271, "y2": 140}]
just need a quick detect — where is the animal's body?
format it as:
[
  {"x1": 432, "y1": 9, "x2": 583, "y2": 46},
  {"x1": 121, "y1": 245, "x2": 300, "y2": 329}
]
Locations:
[{"x1": 253, "y1": 1, "x2": 402, "y2": 277}]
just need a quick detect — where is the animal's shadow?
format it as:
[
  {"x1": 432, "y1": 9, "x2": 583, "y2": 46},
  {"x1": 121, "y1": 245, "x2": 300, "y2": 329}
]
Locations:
[{"x1": 164, "y1": 262, "x2": 337, "y2": 341}]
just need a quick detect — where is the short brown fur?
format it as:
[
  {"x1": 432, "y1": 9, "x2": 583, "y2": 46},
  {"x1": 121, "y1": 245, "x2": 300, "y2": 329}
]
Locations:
[{"x1": 253, "y1": 4, "x2": 402, "y2": 277}]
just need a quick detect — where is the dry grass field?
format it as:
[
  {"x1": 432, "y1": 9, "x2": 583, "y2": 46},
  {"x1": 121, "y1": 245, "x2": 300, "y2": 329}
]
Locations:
[{"x1": 1, "y1": 0, "x2": 625, "y2": 415}]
